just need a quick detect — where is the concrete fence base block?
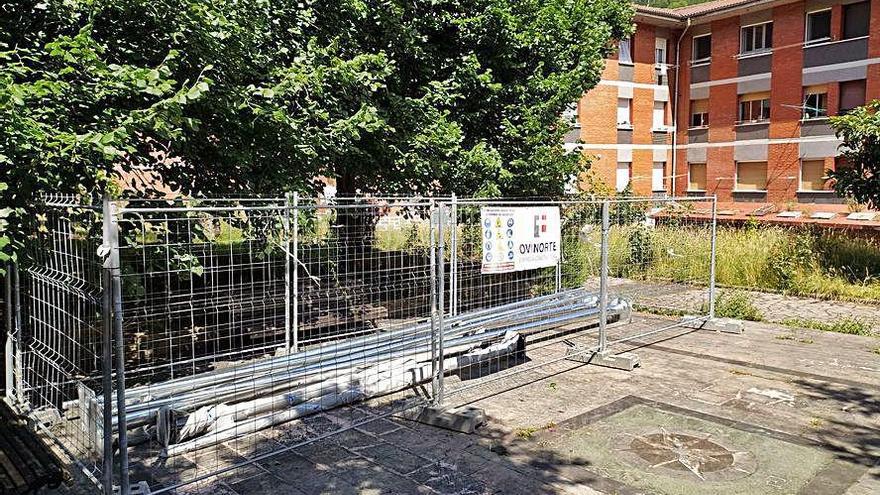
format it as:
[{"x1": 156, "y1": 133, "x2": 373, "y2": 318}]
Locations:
[
  {"x1": 680, "y1": 315, "x2": 745, "y2": 334},
  {"x1": 565, "y1": 347, "x2": 640, "y2": 371},
  {"x1": 400, "y1": 405, "x2": 487, "y2": 434}
]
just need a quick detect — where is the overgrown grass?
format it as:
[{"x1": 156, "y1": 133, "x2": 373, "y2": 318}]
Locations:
[
  {"x1": 373, "y1": 216, "x2": 880, "y2": 304},
  {"x1": 781, "y1": 317, "x2": 873, "y2": 336},
  {"x1": 710, "y1": 291, "x2": 763, "y2": 321}
]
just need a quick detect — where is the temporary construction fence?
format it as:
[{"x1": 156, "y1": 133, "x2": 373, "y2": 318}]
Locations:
[{"x1": 4, "y1": 194, "x2": 719, "y2": 494}]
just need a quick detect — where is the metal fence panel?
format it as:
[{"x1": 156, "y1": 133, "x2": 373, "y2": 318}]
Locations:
[{"x1": 8, "y1": 194, "x2": 717, "y2": 494}]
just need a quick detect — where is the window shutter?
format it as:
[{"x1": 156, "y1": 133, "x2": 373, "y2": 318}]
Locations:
[
  {"x1": 740, "y1": 91, "x2": 771, "y2": 102},
  {"x1": 736, "y1": 162, "x2": 768, "y2": 191},
  {"x1": 688, "y1": 163, "x2": 707, "y2": 191},
  {"x1": 840, "y1": 80, "x2": 866, "y2": 112},
  {"x1": 800, "y1": 160, "x2": 826, "y2": 191}
]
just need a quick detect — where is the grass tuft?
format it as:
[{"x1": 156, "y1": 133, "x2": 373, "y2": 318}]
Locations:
[
  {"x1": 710, "y1": 291, "x2": 763, "y2": 321},
  {"x1": 781, "y1": 317, "x2": 872, "y2": 336}
]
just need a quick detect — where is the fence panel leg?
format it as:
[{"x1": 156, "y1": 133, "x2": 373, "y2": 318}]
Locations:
[
  {"x1": 436, "y1": 204, "x2": 446, "y2": 407},
  {"x1": 103, "y1": 197, "x2": 129, "y2": 495},
  {"x1": 429, "y1": 202, "x2": 439, "y2": 405},
  {"x1": 598, "y1": 200, "x2": 610, "y2": 353},
  {"x1": 709, "y1": 195, "x2": 718, "y2": 320},
  {"x1": 5, "y1": 262, "x2": 13, "y2": 400}
]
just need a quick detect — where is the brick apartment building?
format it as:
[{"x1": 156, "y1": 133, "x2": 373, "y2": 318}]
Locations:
[{"x1": 569, "y1": 0, "x2": 880, "y2": 208}]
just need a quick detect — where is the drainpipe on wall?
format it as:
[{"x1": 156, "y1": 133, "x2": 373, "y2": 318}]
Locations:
[{"x1": 671, "y1": 18, "x2": 691, "y2": 197}]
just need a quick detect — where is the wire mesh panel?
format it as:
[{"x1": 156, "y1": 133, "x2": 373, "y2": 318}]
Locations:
[
  {"x1": 107, "y1": 198, "x2": 443, "y2": 493},
  {"x1": 13, "y1": 195, "x2": 107, "y2": 485},
  {"x1": 438, "y1": 197, "x2": 717, "y2": 402},
  {"x1": 601, "y1": 197, "x2": 717, "y2": 348},
  {"x1": 8, "y1": 194, "x2": 718, "y2": 494}
]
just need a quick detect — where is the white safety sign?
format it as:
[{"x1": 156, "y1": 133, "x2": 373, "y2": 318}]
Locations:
[{"x1": 480, "y1": 206, "x2": 561, "y2": 274}]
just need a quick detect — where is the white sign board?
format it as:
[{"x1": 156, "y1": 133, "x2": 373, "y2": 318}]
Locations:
[{"x1": 480, "y1": 207, "x2": 561, "y2": 274}]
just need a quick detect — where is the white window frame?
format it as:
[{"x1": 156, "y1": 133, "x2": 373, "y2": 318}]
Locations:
[
  {"x1": 692, "y1": 33, "x2": 712, "y2": 65},
  {"x1": 738, "y1": 98, "x2": 771, "y2": 124},
  {"x1": 740, "y1": 21, "x2": 773, "y2": 55},
  {"x1": 619, "y1": 37, "x2": 633, "y2": 65},
  {"x1": 805, "y1": 8, "x2": 832, "y2": 45},
  {"x1": 616, "y1": 162, "x2": 632, "y2": 192},
  {"x1": 652, "y1": 162, "x2": 666, "y2": 192},
  {"x1": 803, "y1": 92, "x2": 828, "y2": 120},
  {"x1": 652, "y1": 101, "x2": 667, "y2": 130},
  {"x1": 734, "y1": 161, "x2": 769, "y2": 192},
  {"x1": 655, "y1": 38, "x2": 668, "y2": 66},
  {"x1": 617, "y1": 98, "x2": 632, "y2": 128}
]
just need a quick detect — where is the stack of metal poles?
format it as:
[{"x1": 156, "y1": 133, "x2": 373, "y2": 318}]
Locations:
[{"x1": 95, "y1": 288, "x2": 630, "y2": 456}]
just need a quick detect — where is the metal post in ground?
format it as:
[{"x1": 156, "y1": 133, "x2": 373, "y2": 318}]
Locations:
[
  {"x1": 598, "y1": 200, "x2": 610, "y2": 353},
  {"x1": 103, "y1": 197, "x2": 129, "y2": 495},
  {"x1": 436, "y1": 203, "x2": 447, "y2": 406},
  {"x1": 283, "y1": 193, "x2": 291, "y2": 352},
  {"x1": 5, "y1": 262, "x2": 13, "y2": 400},
  {"x1": 12, "y1": 263, "x2": 21, "y2": 405},
  {"x1": 566, "y1": 199, "x2": 639, "y2": 371},
  {"x1": 100, "y1": 200, "x2": 114, "y2": 495},
  {"x1": 449, "y1": 194, "x2": 458, "y2": 316},
  {"x1": 708, "y1": 195, "x2": 718, "y2": 319},
  {"x1": 293, "y1": 192, "x2": 299, "y2": 353},
  {"x1": 428, "y1": 201, "x2": 439, "y2": 404}
]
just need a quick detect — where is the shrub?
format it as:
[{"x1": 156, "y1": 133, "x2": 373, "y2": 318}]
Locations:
[
  {"x1": 711, "y1": 291, "x2": 763, "y2": 321},
  {"x1": 627, "y1": 223, "x2": 655, "y2": 273}
]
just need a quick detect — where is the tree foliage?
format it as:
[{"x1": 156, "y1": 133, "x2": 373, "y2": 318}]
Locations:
[
  {"x1": 828, "y1": 100, "x2": 880, "y2": 209},
  {"x1": 1, "y1": 0, "x2": 633, "y2": 259}
]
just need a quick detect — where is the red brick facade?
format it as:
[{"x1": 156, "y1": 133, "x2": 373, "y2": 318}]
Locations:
[{"x1": 575, "y1": 0, "x2": 880, "y2": 205}]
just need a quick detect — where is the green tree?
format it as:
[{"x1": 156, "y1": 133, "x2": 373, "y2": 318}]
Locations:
[
  {"x1": 828, "y1": 100, "x2": 880, "y2": 209},
  {"x1": 1, "y1": 0, "x2": 633, "y2": 259}
]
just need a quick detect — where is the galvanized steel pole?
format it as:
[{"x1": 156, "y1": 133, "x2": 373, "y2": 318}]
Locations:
[
  {"x1": 283, "y1": 193, "x2": 291, "y2": 352},
  {"x1": 4, "y1": 262, "x2": 13, "y2": 399},
  {"x1": 429, "y1": 201, "x2": 439, "y2": 404},
  {"x1": 599, "y1": 200, "x2": 610, "y2": 353},
  {"x1": 436, "y1": 203, "x2": 446, "y2": 406},
  {"x1": 105, "y1": 198, "x2": 129, "y2": 495},
  {"x1": 292, "y1": 192, "x2": 300, "y2": 353},
  {"x1": 100, "y1": 198, "x2": 114, "y2": 495},
  {"x1": 708, "y1": 195, "x2": 718, "y2": 319}
]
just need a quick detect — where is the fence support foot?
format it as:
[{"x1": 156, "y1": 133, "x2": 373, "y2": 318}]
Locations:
[
  {"x1": 565, "y1": 345, "x2": 640, "y2": 371},
  {"x1": 681, "y1": 316, "x2": 744, "y2": 334},
  {"x1": 400, "y1": 405, "x2": 486, "y2": 434}
]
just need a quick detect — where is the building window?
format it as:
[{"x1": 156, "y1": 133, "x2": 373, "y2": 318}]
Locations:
[
  {"x1": 690, "y1": 99, "x2": 709, "y2": 127},
  {"x1": 736, "y1": 161, "x2": 768, "y2": 191},
  {"x1": 653, "y1": 101, "x2": 667, "y2": 129},
  {"x1": 800, "y1": 160, "x2": 827, "y2": 191},
  {"x1": 839, "y1": 79, "x2": 866, "y2": 114},
  {"x1": 803, "y1": 86, "x2": 828, "y2": 119},
  {"x1": 805, "y1": 9, "x2": 831, "y2": 44},
  {"x1": 655, "y1": 38, "x2": 668, "y2": 65},
  {"x1": 562, "y1": 103, "x2": 579, "y2": 128},
  {"x1": 656, "y1": 69, "x2": 667, "y2": 86},
  {"x1": 652, "y1": 162, "x2": 666, "y2": 192},
  {"x1": 617, "y1": 98, "x2": 632, "y2": 127},
  {"x1": 616, "y1": 162, "x2": 631, "y2": 192},
  {"x1": 738, "y1": 92, "x2": 771, "y2": 123},
  {"x1": 693, "y1": 34, "x2": 711, "y2": 63},
  {"x1": 843, "y1": 1, "x2": 870, "y2": 39},
  {"x1": 619, "y1": 37, "x2": 633, "y2": 64},
  {"x1": 741, "y1": 22, "x2": 773, "y2": 54},
  {"x1": 688, "y1": 163, "x2": 707, "y2": 191}
]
